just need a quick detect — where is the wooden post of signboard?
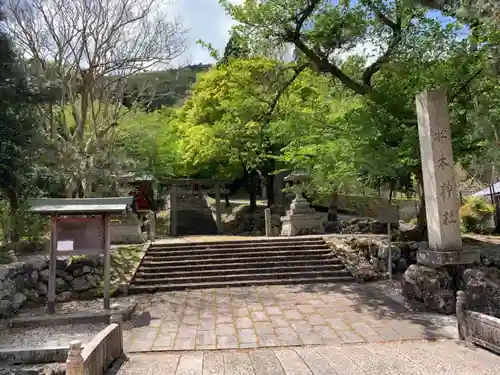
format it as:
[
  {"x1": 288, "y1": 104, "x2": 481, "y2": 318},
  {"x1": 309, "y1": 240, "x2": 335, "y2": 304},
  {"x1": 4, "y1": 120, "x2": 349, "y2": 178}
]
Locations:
[
  {"x1": 47, "y1": 215, "x2": 58, "y2": 314},
  {"x1": 378, "y1": 205, "x2": 399, "y2": 279},
  {"x1": 103, "y1": 213, "x2": 111, "y2": 310}
]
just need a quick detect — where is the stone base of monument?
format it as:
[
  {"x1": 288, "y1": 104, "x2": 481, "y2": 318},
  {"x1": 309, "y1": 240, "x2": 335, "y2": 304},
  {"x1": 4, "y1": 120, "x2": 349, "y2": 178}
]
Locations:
[
  {"x1": 280, "y1": 194, "x2": 326, "y2": 236},
  {"x1": 402, "y1": 248, "x2": 482, "y2": 314}
]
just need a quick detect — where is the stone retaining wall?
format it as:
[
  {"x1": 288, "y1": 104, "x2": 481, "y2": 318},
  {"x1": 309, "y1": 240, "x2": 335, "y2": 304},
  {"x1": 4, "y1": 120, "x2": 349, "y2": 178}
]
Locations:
[{"x1": 0, "y1": 257, "x2": 105, "y2": 318}]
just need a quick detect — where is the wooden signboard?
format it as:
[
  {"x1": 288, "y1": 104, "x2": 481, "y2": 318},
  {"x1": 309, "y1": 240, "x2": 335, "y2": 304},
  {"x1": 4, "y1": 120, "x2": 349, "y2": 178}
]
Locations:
[
  {"x1": 56, "y1": 217, "x2": 104, "y2": 255},
  {"x1": 378, "y1": 205, "x2": 400, "y2": 224}
]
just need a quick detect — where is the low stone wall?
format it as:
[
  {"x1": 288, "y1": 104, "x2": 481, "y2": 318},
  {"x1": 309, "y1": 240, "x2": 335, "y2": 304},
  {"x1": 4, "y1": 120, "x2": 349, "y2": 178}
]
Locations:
[
  {"x1": 0, "y1": 257, "x2": 105, "y2": 319},
  {"x1": 326, "y1": 236, "x2": 421, "y2": 282},
  {"x1": 335, "y1": 194, "x2": 419, "y2": 220},
  {"x1": 80, "y1": 323, "x2": 123, "y2": 375},
  {"x1": 457, "y1": 290, "x2": 500, "y2": 354}
]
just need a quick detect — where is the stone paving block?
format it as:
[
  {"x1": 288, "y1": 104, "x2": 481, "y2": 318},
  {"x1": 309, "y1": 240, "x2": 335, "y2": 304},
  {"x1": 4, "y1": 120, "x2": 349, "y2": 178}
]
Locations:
[
  {"x1": 336, "y1": 329, "x2": 366, "y2": 344},
  {"x1": 297, "y1": 304, "x2": 316, "y2": 314},
  {"x1": 235, "y1": 317, "x2": 253, "y2": 329},
  {"x1": 181, "y1": 314, "x2": 199, "y2": 325},
  {"x1": 274, "y1": 348, "x2": 314, "y2": 375},
  {"x1": 307, "y1": 314, "x2": 327, "y2": 326},
  {"x1": 217, "y1": 323, "x2": 235, "y2": 336},
  {"x1": 216, "y1": 314, "x2": 233, "y2": 323},
  {"x1": 294, "y1": 347, "x2": 337, "y2": 375},
  {"x1": 176, "y1": 352, "x2": 203, "y2": 375},
  {"x1": 199, "y1": 318, "x2": 216, "y2": 330},
  {"x1": 315, "y1": 345, "x2": 365, "y2": 374},
  {"x1": 265, "y1": 306, "x2": 282, "y2": 316},
  {"x1": 279, "y1": 301, "x2": 296, "y2": 310},
  {"x1": 173, "y1": 337, "x2": 196, "y2": 350},
  {"x1": 127, "y1": 327, "x2": 158, "y2": 352},
  {"x1": 326, "y1": 317, "x2": 351, "y2": 330},
  {"x1": 160, "y1": 321, "x2": 181, "y2": 333},
  {"x1": 374, "y1": 327, "x2": 405, "y2": 341},
  {"x1": 254, "y1": 322, "x2": 274, "y2": 334},
  {"x1": 238, "y1": 328, "x2": 257, "y2": 344},
  {"x1": 239, "y1": 341, "x2": 259, "y2": 348},
  {"x1": 298, "y1": 333, "x2": 323, "y2": 346},
  {"x1": 315, "y1": 308, "x2": 338, "y2": 318},
  {"x1": 224, "y1": 352, "x2": 254, "y2": 375},
  {"x1": 248, "y1": 303, "x2": 264, "y2": 311},
  {"x1": 363, "y1": 343, "x2": 429, "y2": 375},
  {"x1": 342, "y1": 344, "x2": 395, "y2": 375},
  {"x1": 234, "y1": 307, "x2": 250, "y2": 317},
  {"x1": 290, "y1": 320, "x2": 313, "y2": 334},
  {"x1": 251, "y1": 310, "x2": 269, "y2": 322},
  {"x1": 177, "y1": 326, "x2": 197, "y2": 338},
  {"x1": 200, "y1": 311, "x2": 215, "y2": 319},
  {"x1": 152, "y1": 333, "x2": 176, "y2": 350},
  {"x1": 283, "y1": 310, "x2": 303, "y2": 320},
  {"x1": 270, "y1": 316, "x2": 290, "y2": 327},
  {"x1": 351, "y1": 322, "x2": 378, "y2": 336},
  {"x1": 257, "y1": 333, "x2": 281, "y2": 347},
  {"x1": 249, "y1": 350, "x2": 286, "y2": 375},
  {"x1": 217, "y1": 335, "x2": 238, "y2": 349},
  {"x1": 196, "y1": 330, "x2": 216, "y2": 349}
]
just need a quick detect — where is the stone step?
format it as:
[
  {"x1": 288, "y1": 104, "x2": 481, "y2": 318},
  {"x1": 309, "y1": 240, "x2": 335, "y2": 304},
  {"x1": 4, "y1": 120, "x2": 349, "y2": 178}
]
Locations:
[
  {"x1": 135, "y1": 264, "x2": 346, "y2": 278},
  {"x1": 150, "y1": 237, "x2": 326, "y2": 250},
  {"x1": 132, "y1": 269, "x2": 351, "y2": 285},
  {"x1": 138, "y1": 258, "x2": 343, "y2": 271},
  {"x1": 140, "y1": 253, "x2": 336, "y2": 267},
  {"x1": 146, "y1": 243, "x2": 330, "y2": 256},
  {"x1": 128, "y1": 275, "x2": 355, "y2": 293},
  {"x1": 143, "y1": 248, "x2": 332, "y2": 262}
]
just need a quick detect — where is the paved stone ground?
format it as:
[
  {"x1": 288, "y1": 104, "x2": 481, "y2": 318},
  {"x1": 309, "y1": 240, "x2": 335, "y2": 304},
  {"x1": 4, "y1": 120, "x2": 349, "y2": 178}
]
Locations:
[
  {"x1": 122, "y1": 283, "x2": 457, "y2": 352},
  {"x1": 111, "y1": 340, "x2": 500, "y2": 375}
]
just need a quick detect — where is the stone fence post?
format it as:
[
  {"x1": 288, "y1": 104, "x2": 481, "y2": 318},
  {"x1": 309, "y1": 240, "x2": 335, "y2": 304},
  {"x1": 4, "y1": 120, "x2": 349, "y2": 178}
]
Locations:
[
  {"x1": 66, "y1": 340, "x2": 84, "y2": 375},
  {"x1": 456, "y1": 290, "x2": 468, "y2": 340},
  {"x1": 264, "y1": 208, "x2": 272, "y2": 237},
  {"x1": 110, "y1": 303, "x2": 124, "y2": 351}
]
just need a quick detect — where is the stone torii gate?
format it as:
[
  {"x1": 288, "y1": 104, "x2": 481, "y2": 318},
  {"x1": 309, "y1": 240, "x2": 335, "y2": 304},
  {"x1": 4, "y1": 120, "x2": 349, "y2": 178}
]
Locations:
[{"x1": 162, "y1": 179, "x2": 231, "y2": 236}]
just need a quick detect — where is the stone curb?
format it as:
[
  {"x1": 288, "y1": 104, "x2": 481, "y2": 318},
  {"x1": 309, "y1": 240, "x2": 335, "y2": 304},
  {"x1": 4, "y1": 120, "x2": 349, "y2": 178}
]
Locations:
[{"x1": 8, "y1": 303, "x2": 136, "y2": 329}]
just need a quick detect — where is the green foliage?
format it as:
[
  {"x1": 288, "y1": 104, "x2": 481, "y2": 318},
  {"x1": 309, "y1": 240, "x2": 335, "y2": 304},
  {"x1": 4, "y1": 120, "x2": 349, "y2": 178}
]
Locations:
[
  {"x1": 0, "y1": 201, "x2": 49, "y2": 243},
  {"x1": 0, "y1": 32, "x2": 40, "y2": 197},
  {"x1": 459, "y1": 196, "x2": 495, "y2": 232}
]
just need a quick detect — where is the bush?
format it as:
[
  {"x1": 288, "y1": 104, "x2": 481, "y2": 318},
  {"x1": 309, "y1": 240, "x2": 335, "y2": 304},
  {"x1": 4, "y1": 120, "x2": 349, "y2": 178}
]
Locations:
[
  {"x1": 0, "y1": 200, "x2": 49, "y2": 243},
  {"x1": 459, "y1": 196, "x2": 495, "y2": 233}
]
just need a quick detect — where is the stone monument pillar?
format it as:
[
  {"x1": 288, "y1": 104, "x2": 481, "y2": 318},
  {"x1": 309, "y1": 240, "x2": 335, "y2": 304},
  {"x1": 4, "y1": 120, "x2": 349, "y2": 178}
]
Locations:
[
  {"x1": 402, "y1": 88, "x2": 480, "y2": 314},
  {"x1": 415, "y1": 88, "x2": 479, "y2": 266}
]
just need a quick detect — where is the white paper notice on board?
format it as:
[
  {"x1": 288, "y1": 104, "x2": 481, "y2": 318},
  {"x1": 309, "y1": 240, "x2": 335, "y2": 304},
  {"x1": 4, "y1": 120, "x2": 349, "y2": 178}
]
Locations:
[{"x1": 57, "y1": 240, "x2": 74, "y2": 251}]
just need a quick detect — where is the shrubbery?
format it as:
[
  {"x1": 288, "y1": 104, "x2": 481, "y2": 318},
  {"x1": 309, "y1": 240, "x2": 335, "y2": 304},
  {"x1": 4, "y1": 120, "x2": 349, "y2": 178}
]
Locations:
[{"x1": 459, "y1": 196, "x2": 495, "y2": 233}]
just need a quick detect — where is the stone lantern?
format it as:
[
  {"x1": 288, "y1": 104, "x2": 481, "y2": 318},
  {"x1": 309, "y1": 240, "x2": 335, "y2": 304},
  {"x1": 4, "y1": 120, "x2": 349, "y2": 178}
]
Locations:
[{"x1": 280, "y1": 170, "x2": 326, "y2": 236}]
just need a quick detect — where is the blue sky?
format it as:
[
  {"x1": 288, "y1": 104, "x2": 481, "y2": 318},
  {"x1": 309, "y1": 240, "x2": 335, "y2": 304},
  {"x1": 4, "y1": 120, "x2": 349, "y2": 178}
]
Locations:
[{"x1": 171, "y1": 0, "x2": 239, "y2": 66}]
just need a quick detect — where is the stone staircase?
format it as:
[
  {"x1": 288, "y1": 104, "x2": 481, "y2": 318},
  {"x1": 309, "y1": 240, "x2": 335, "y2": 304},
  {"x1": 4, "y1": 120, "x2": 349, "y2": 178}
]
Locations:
[
  {"x1": 128, "y1": 237, "x2": 354, "y2": 293},
  {"x1": 175, "y1": 189, "x2": 218, "y2": 235}
]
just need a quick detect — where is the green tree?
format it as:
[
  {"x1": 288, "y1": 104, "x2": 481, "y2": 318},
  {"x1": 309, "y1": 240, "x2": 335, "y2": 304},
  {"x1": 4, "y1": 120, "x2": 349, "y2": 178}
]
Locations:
[
  {"x1": 176, "y1": 57, "x2": 328, "y2": 209},
  {"x1": 0, "y1": 32, "x2": 41, "y2": 241}
]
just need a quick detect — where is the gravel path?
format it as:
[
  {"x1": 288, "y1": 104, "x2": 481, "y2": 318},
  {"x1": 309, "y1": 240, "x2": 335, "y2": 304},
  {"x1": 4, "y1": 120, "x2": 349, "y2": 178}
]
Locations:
[{"x1": 0, "y1": 323, "x2": 107, "y2": 349}]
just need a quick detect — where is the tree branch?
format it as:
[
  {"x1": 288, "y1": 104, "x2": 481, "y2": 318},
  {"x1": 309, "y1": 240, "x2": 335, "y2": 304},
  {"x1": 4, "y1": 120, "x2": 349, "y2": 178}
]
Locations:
[{"x1": 361, "y1": 1, "x2": 402, "y2": 87}]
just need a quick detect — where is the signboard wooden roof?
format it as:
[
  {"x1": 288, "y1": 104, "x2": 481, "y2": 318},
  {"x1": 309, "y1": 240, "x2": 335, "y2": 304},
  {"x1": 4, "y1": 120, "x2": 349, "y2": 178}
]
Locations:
[{"x1": 27, "y1": 197, "x2": 134, "y2": 215}]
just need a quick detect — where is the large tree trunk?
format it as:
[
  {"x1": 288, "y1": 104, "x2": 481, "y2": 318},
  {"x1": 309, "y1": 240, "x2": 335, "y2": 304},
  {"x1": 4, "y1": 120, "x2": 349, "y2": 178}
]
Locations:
[
  {"x1": 328, "y1": 191, "x2": 339, "y2": 221},
  {"x1": 2, "y1": 187, "x2": 20, "y2": 243},
  {"x1": 266, "y1": 174, "x2": 275, "y2": 207},
  {"x1": 248, "y1": 170, "x2": 258, "y2": 211}
]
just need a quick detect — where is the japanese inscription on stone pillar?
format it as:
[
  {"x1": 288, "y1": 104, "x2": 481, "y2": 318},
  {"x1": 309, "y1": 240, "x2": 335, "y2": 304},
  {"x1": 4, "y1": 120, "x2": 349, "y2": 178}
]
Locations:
[{"x1": 416, "y1": 88, "x2": 462, "y2": 253}]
